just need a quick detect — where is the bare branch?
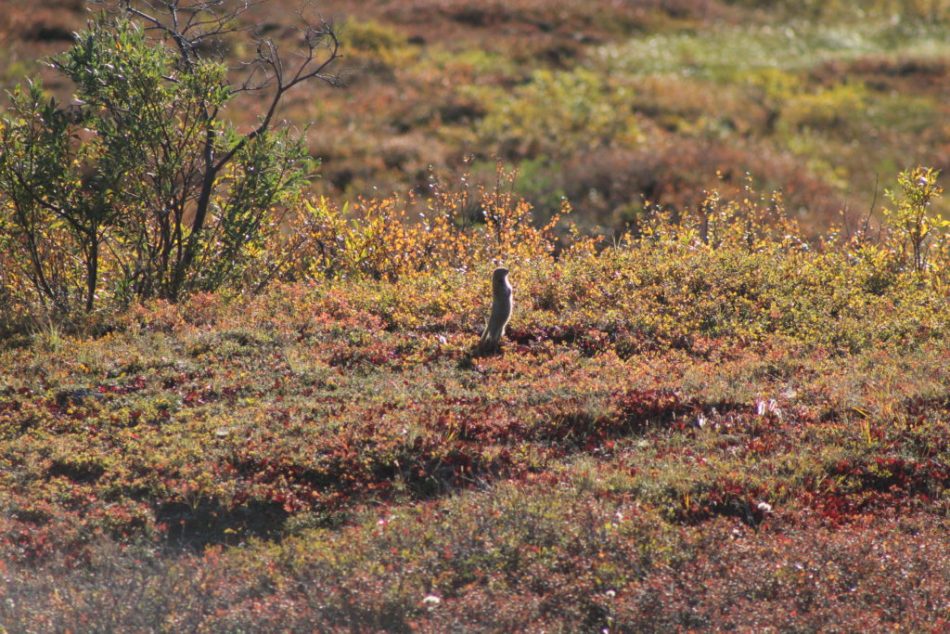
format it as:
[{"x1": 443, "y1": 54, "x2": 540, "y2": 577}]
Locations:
[
  {"x1": 214, "y1": 16, "x2": 341, "y2": 170},
  {"x1": 114, "y1": 1, "x2": 342, "y2": 118}
]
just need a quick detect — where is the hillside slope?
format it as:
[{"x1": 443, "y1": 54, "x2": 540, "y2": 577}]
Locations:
[{"x1": 1, "y1": 201, "x2": 947, "y2": 630}]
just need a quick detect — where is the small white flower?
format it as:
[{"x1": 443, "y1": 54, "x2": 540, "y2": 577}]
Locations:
[
  {"x1": 757, "y1": 501, "x2": 773, "y2": 514},
  {"x1": 756, "y1": 399, "x2": 781, "y2": 418},
  {"x1": 605, "y1": 589, "x2": 616, "y2": 599},
  {"x1": 423, "y1": 595, "x2": 441, "y2": 610}
]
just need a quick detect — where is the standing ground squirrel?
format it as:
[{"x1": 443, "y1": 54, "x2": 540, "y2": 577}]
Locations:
[{"x1": 476, "y1": 267, "x2": 512, "y2": 355}]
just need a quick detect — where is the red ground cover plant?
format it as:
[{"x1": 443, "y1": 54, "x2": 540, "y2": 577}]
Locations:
[
  {"x1": 1, "y1": 181, "x2": 947, "y2": 628},
  {"x1": 0, "y1": 1, "x2": 948, "y2": 630}
]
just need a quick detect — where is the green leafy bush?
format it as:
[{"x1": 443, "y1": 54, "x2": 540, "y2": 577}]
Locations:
[
  {"x1": 476, "y1": 68, "x2": 642, "y2": 159},
  {"x1": 0, "y1": 7, "x2": 339, "y2": 321},
  {"x1": 883, "y1": 166, "x2": 948, "y2": 272},
  {"x1": 779, "y1": 83, "x2": 868, "y2": 134}
]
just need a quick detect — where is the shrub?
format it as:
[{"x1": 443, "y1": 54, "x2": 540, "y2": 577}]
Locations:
[
  {"x1": 0, "y1": 1, "x2": 341, "y2": 323},
  {"x1": 536, "y1": 141, "x2": 845, "y2": 235},
  {"x1": 882, "y1": 166, "x2": 947, "y2": 272},
  {"x1": 343, "y1": 19, "x2": 407, "y2": 54},
  {"x1": 475, "y1": 68, "x2": 642, "y2": 159},
  {"x1": 269, "y1": 169, "x2": 571, "y2": 284},
  {"x1": 778, "y1": 82, "x2": 869, "y2": 135}
]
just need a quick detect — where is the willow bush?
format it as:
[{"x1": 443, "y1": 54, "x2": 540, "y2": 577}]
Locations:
[{"x1": 0, "y1": 1, "x2": 340, "y2": 326}]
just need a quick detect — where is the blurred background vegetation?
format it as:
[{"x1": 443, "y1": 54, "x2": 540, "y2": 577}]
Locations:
[{"x1": 1, "y1": 0, "x2": 947, "y2": 237}]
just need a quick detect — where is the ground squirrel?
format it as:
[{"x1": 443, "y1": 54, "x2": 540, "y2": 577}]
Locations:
[{"x1": 476, "y1": 267, "x2": 512, "y2": 355}]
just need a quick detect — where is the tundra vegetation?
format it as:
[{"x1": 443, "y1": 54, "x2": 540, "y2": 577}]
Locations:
[{"x1": 0, "y1": 1, "x2": 948, "y2": 631}]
